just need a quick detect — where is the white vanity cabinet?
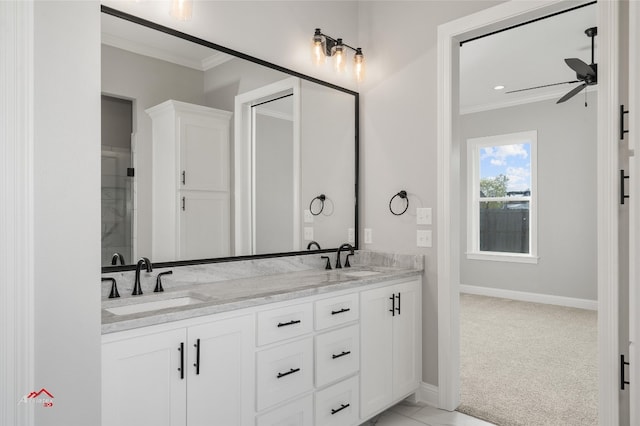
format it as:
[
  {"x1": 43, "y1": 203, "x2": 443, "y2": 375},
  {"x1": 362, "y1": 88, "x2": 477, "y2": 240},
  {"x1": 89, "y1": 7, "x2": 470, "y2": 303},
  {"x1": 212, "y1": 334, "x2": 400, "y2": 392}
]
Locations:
[
  {"x1": 102, "y1": 314, "x2": 255, "y2": 426},
  {"x1": 145, "y1": 100, "x2": 232, "y2": 262},
  {"x1": 360, "y1": 278, "x2": 422, "y2": 419}
]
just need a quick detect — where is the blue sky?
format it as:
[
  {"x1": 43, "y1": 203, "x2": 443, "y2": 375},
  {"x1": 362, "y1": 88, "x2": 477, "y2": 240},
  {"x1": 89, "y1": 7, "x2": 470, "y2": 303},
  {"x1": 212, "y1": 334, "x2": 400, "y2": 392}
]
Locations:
[{"x1": 480, "y1": 143, "x2": 531, "y2": 192}]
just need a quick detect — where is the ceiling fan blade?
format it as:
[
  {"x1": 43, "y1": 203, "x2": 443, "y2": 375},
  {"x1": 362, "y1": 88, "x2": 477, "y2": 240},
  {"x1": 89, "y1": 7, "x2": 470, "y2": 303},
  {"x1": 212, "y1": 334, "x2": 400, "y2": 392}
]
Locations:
[
  {"x1": 565, "y1": 58, "x2": 596, "y2": 77},
  {"x1": 556, "y1": 83, "x2": 587, "y2": 104},
  {"x1": 505, "y1": 80, "x2": 580, "y2": 94}
]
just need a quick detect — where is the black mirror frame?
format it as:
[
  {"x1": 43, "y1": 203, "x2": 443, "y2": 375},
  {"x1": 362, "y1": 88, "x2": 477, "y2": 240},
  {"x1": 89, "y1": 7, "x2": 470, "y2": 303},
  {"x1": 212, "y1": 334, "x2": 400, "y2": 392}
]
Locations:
[{"x1": 100, "y1": 5, "x2": 359, "y2": 273}]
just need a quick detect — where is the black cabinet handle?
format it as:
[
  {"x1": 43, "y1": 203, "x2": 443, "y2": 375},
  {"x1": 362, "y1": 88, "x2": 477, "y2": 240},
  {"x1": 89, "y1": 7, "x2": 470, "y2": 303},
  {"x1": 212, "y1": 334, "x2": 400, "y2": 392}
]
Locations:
[
  {"x1": 389, "y1": 295, "x2": 395, "y2": 316},
  {"x1": 277, "y1": 319, "x2": 301, "y2": 328},
  {"x1": 621, "y1": 170, "x2": 630, "y2": 205},
  {"x1": 331, "y1": 403, "x2": 350, "y2": 415},
  {"x1": 276, "y1": 368, "x2": 300, "y2": 379},
  {"x1": 332, "y1": 350, "x2": 351, "y2": 360},
  {"x1": 396, "y1": 292, "x2": 401, "y2": 315},
  {"x1": 193, "y1": 338, "x2": 200, "y2": 375},
  {"x1": 331, "y1": 307, "x2": 350, "y2": 315},
  {"x1": 182, "y1": 196, "x2": 186, "y2": 211},
  {"x1": 621, "y1": 354, "x2": 630, "y2": 390},
  {"x1": 178, "y1": 342, "x2": 184, "y2": 380},
  {"x1": 182, "y1": 170, "x2": 186, "y2": 185}
]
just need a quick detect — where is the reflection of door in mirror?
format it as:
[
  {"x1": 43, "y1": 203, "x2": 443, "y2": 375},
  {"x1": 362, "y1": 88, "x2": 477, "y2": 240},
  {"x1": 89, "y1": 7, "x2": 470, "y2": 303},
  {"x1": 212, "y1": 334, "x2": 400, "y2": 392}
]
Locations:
[
  {"x1": 254, "y1": 95, "x2": 296, "y2": 254},
  {"x1": 101, "y1": 95, "x2": 134, "y2": 265}
]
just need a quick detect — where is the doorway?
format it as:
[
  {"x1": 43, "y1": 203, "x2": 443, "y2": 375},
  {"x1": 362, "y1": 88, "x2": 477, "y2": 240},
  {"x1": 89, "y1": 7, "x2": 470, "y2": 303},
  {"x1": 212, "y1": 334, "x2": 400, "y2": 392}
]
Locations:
[
  {"x1": 101, "y1": 95, "x2": 134, "y2": 265},
  {"x1": 436, "y1": 0, "x2": 621, "y2": 424}
]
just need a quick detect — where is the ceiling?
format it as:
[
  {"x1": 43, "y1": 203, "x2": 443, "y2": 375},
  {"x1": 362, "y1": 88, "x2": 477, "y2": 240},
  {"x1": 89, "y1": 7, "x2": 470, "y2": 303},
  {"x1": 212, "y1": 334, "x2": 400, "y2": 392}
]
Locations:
[{"x1": 459, "y1": 3, "x2": 597, "y2": 114}]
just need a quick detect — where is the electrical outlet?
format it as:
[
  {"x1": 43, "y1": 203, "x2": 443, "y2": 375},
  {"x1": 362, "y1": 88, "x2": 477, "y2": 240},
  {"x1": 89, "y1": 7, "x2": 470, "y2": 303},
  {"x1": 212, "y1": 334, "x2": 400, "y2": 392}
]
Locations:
[
  {"x1": 348, "y1": 228, "x2": 355, "y2": 244},
  {"x1": 304, "y1": 227, "x2": 314, "y2": 240},
  {"x1": 364, "y1": 228, "x2": 373, "y2": 244},
  {"x1": 417, "y1": 230, "x2": 432, "y2": 247},
  {"x1": 304, "y1": 209, "x2": 314, "y2": 223},
  {"x1": 417, "y1": 207, "x2": 432, "y2": 225}
]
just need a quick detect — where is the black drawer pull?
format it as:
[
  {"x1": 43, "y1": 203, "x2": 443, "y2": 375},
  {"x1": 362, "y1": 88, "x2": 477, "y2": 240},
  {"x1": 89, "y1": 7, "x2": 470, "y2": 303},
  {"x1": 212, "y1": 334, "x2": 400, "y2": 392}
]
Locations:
[
  {"x1": 331, "y1": 307, "x2": 351, "y2": 315},
  {"x1": 331, "y1": 403, "x2": 350, "y2": 415},
  {"x1": 178, "y1": 342, "x2": 184, "y2": 380},
  {"x1": 276, "y1": 368, "x2": 300, "y2": 379},
  {"x1": 193, "y1": 338, "x2": 200, "y2": 375},
  {"x1": 389, "y1": 295, "x2": 395, "y2": 316},
  {"x1": 396, "y1": 292, "x2": 401, "y2": 315},
  {"x1": 332, "y1": 350, "x2": 351, "y2": 360},
  {"x1": 277, "y1": 319, "x2": 301, "y2": 328}
]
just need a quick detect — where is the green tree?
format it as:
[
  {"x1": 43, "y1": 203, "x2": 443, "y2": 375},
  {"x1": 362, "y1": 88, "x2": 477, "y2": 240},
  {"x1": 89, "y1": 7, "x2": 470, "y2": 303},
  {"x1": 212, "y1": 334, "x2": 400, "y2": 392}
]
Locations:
[{"x1": 480, "y1": 174, "x2": 509, "y2": 209}]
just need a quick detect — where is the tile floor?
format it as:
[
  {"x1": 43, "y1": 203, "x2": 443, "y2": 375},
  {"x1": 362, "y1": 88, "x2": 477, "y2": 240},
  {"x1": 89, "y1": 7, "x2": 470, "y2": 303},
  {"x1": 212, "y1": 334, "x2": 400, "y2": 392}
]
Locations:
[{"x1": 359, "y1": 401, "x2": 496, "y2": 426}]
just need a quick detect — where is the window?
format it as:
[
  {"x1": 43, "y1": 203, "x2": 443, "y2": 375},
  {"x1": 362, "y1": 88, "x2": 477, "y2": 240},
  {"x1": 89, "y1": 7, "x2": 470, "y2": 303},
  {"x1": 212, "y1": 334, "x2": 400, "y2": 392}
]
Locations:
[{"x1": 467, "y1": 131, "x2": 537, "y2": 263}]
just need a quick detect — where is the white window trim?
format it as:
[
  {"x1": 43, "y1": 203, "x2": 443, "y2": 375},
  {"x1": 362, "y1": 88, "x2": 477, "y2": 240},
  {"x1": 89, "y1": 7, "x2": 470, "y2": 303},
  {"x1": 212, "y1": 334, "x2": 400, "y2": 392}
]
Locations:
[{"x1": 466, "y1": 130, "x2": 538, "y2": 263}]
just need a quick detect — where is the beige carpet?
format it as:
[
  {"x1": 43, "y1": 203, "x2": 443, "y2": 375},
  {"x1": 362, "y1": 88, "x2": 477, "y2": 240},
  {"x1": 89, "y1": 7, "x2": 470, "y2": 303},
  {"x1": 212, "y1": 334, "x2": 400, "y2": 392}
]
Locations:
[{"x1": 457, "y1": 293, "x2": 598, "y2": 426}]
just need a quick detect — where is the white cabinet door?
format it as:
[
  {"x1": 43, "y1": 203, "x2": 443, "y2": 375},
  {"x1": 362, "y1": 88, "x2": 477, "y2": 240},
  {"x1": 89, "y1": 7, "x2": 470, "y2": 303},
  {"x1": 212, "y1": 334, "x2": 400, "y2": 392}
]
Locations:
[
  {"x1": 102, "y1": 329, "x2": 187, "y2": 426},
  {"x1": 187, "y1": 315, "x2": 255, "y2": 426},
  {"x1": 392, "y1": 279, "x2": 421, "y2": 398},
  {"x1": 360, "y1": 279, "x2": 422, "y2": 420},
  {"x1": 179, "y1": 191, "x2": 230, "y2": 260},
  {"x1": 360, "y1": 285, "x2": 394, "y2": 419},
  {"x1": 179, "y1": 112, "x2": 229, "y2": 192}
]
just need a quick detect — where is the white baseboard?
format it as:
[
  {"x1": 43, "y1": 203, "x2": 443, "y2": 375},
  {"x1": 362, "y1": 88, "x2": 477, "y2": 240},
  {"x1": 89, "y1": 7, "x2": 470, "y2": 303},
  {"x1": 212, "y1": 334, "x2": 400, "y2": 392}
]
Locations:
[
  {"x1": 459, "y1": 284, "x2": 598, "y2": 311},
  {"x1": 416, "y1": 382, "x2": 439, "y2": 407}
]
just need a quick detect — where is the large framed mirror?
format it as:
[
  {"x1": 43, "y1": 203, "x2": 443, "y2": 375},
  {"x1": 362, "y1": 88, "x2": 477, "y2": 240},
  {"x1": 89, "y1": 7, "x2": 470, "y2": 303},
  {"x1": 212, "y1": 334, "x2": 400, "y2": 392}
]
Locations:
[{"x1": 101, "y1": 6, "x2": 358, "y2": 271}]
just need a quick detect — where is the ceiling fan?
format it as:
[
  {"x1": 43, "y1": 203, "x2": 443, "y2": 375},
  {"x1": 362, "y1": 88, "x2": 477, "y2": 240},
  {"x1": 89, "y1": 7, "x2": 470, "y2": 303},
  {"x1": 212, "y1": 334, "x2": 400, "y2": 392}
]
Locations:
[{"x1": 505, "y1": 26, "x2": 597, "y2": 104}]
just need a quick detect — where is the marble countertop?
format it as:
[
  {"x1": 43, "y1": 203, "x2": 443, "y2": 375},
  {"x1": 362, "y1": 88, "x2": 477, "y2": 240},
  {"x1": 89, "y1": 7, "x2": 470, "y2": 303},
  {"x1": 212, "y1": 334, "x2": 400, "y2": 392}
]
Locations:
[{"x1": 101, "y1": 264, "x2": 422, "y2": 334}]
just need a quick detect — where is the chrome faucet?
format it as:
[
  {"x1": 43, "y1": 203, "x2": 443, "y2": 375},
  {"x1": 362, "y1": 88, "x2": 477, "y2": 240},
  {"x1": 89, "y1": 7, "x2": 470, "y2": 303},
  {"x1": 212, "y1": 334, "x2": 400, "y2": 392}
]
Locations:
[
  {"x1": 307, "y1": 241, "x2": 321, "y2": 250},
  {"x1": 335, "y1": 243, "x2": 354, "y2": 269},
  {"x1": 132, "y1": 257, "x2": 153, "y2": 296},
  {"x1": 111, "y1": 252, "x2": 125, "y2": 265}
]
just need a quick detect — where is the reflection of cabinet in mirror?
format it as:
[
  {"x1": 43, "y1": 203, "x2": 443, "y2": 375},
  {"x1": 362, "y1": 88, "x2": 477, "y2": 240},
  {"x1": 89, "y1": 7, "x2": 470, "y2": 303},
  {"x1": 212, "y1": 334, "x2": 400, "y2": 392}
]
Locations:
[{"x1": 146, "y1": 100, "x2": 232, "y2": 262}]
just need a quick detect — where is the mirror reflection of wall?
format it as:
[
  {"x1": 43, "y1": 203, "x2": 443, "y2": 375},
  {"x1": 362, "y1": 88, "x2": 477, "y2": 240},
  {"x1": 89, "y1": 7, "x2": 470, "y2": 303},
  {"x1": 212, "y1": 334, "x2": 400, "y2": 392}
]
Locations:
[{"x1": 101, "y1": 95, "x2": 134, "y2": 266}]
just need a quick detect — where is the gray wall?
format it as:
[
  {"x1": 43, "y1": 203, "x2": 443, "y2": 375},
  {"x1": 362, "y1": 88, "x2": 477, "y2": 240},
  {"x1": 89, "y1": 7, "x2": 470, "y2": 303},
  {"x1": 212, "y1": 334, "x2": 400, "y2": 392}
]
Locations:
[
  {"x1": 34, "y1": 2, "x2": 102, "y2": 424},
  {"x1": 459, "y1": 94, "x2": 598, "y2": 301}
]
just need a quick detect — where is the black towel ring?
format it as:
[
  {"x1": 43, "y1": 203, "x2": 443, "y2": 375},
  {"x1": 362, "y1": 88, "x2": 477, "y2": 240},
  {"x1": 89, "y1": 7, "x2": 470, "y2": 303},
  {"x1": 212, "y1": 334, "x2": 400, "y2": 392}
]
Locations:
[
  {"x1": 389, "y1": 190, "x2": 409, "y2": 216},
  {"x1": 310, "y1": 194, "x2": 326, "y2": 216}
]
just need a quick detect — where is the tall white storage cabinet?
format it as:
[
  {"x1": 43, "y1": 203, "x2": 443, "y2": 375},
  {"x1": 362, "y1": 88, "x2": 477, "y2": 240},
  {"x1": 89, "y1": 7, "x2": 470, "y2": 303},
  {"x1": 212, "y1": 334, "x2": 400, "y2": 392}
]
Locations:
[{"x1": 146, "y1": 100, "x2": 232, "y2": 262}]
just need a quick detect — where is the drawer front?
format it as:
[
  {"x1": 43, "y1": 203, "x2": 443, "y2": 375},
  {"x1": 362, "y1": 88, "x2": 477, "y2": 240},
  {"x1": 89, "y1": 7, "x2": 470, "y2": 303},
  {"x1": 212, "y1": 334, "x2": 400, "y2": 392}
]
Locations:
[
  {"x1": 256, "y1": 395, "x2": 313, "y2": 426},
  {"x1": 256, "y1": 338, "x2": 314, "y2": 411},
  {"x1": 315, "y1": 376, "x2": 359, "y2": 426},
  {"x1": 315, "y1": 325, "x2": 360, "y2": 388},
  {"x1": 315, "y1": 293, "x2": 359, "y2": 330},
  {"x1": 257, "y1": 302, "x2": 313, "y2": 346}
]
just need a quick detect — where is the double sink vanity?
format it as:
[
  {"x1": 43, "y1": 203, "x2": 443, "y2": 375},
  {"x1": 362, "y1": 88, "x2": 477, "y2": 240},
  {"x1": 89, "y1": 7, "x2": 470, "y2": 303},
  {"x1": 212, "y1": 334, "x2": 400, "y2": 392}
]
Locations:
[{"x1": 101, "y1": 252, "x2": 423, "y2": 426}]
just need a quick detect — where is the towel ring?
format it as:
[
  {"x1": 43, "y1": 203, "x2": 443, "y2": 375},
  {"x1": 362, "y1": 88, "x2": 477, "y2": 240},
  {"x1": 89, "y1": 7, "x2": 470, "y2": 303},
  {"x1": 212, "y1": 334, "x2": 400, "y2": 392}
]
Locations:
[
  {"x1": 389, "y1": 190, "x2": 409, "y2": 216},
  {"x1": 310, "y1": 194, "x2": 326, "y2": 216}
]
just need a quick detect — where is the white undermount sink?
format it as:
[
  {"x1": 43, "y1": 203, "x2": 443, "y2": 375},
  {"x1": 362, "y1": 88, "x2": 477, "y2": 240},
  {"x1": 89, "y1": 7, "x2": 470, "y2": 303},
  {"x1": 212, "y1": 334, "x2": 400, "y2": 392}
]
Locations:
[
  {"x1": 342, "y1": 270, "x2": 381, "y2": 278},
  {"x1": 105, "y1": 296, "x2": 205, "y2": 316}
]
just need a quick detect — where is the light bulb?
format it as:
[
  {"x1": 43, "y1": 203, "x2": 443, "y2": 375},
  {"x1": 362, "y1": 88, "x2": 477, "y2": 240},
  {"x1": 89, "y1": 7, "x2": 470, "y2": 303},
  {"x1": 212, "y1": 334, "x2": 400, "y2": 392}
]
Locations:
[
  {"x1": 170, "y1": 0, "x2": 193, "y2": 21},
  {"x1": 354, "y1": 48, "x2": 366, "y2": 83},
  {"x1": 332, "y1": 39, "x2": 347, "y2": 73},
  {"x1": 311, "y1": 29, "x2": 326, "y2": 66}
]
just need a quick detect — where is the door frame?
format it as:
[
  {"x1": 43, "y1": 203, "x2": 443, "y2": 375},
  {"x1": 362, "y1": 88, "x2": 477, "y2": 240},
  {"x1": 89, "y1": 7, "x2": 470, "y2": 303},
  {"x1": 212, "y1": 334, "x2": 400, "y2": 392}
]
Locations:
[
  {"x1": 436, "y1": 1, "x2": 620, "y2": 424},
  {"x1": 629, "y1": 1, "x2": 639, "y2": 424},
  {"x1": 234, "y1": 77, "x2": 301, "y2": 255}
]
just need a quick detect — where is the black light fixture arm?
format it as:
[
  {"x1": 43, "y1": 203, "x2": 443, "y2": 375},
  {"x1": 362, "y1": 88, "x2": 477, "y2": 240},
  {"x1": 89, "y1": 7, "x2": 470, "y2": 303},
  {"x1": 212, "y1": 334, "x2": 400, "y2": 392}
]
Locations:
[{"x1": 315, "y1": 28, "x2": 361, "y2": 55}]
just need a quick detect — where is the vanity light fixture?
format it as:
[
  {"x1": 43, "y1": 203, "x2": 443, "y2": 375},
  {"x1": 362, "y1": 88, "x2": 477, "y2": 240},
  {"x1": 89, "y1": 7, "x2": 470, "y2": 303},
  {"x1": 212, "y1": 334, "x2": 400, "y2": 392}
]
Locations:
[
  {"x1": 312, "y1": 28, "x2": 366, "y2": 83},
  {"x1": 170, "y1": 0, "x2": 193, "y2": 21}
]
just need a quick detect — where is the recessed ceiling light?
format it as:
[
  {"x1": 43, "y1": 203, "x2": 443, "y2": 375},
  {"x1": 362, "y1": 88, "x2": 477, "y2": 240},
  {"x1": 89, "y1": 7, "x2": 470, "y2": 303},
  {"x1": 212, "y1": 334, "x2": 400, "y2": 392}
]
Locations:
[{"x1": 494, "y1": 85, "x2": 505, "y2": 91}]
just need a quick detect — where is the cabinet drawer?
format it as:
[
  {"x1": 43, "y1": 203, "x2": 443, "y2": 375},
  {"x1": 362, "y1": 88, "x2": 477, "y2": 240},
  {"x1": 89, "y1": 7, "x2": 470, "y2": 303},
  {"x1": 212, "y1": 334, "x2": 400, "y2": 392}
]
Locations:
[
  {"x1": 257, "y1": 302, "x2": 313, "y2": 346},
  {"x1": 315, "y1": 293, "x2": 359, "y2": 330},
  {"x1": 256, "y1": 395, "x2": 313, "y2": 426},
  {"x1": 256, "y1": 338, "x2": 314, "y2": 411},
  {"x1": 315, "y1": 376, "x2": 359, "y2": 426},
  {"x1": 315, "y1": 325, "x2": 359, "y2": 388}
]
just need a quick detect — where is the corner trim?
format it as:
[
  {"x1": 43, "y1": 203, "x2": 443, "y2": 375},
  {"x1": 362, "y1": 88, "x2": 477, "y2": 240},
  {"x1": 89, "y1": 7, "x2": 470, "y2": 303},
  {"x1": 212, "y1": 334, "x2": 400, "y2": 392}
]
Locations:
[{"x1": 416, "y1": 382, "x2": 439, "y2": 408}]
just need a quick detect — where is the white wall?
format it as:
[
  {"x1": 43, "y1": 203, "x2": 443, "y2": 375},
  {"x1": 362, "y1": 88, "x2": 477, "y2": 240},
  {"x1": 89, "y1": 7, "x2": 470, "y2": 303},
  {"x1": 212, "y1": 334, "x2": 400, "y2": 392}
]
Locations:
[
  {"x1": 357, "y1": 0, "x2": 505, "y2": 385},
  {"x1": 459, "y1": 94, "x2": 598, "y2": 301},
  {"x1": 34, "y1": 1, "x2": 102, "y2": 424}
]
